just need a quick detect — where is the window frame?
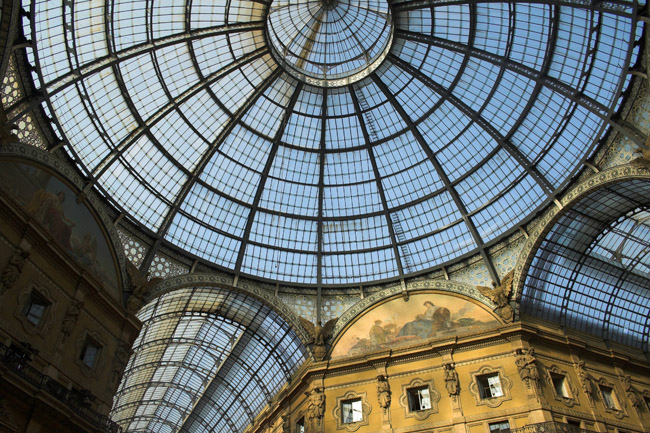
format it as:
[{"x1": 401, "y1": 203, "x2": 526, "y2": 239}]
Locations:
[
  {"x1": 399, "y1": 378, "x2": 440, "y2": 420},
  {"x1": 469, "y1": 365, "x2": 512, "y2": 408},
  {"x1": 488, "y1": 420, "x2": 511, "y2": 433}
]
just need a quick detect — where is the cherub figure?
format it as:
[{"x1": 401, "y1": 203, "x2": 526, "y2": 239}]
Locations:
[{"x1": 477, "y1": 270, "x2": 514, "y2": 322}]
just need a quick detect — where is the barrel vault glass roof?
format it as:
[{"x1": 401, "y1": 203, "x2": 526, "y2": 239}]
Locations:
[
  {"x1": 521, "y1": 180, "x2": 650, "y2": 353},
  {"x1": 110, "y1": 287, "x2": 308, "y2": 433},
  {"x1": 20, "y1": 0, "x2": 643, "y2": 287}
]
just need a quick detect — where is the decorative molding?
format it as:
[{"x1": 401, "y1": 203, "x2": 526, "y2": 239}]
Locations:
[
  {"x1": 398, "y1": 377, "x2": 441, "y2": 421},
  {"x1": 468, "y1": 365, "x2": 513, "y2": 408},
  {"x1": 545, "y1": 365, "x2": 579, "y2": 407},
  {"x1": 14, "y1": 281, "x2": 56, "y2": 337},
  {"x1": 74, "y1": 329, "x2": 106, "y2": 378},
  {"x1": 332, "y1": 391, "x2": 371, "y2": 432},
  {"x1": 512, "y1": 165, "x2": 650, "y2": 312},
  {"x1": 0, "y1": 142, "x2": 128, "y2": 296},
  {"x1": 595, "y1": 377, "x2": 627, "y2": 419}
]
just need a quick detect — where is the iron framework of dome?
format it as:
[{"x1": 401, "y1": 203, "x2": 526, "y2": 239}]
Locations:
[{"x1": 19, "y1": 0, "x2": 643, "y2": 289}]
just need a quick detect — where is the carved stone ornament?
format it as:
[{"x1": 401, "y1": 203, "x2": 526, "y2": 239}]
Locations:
[
  {"x1": 630, "y1": 134, "x2": 650, "y2": 168},
  {"x1": 398, "y1": 377, "x2": 441, "y2": 421},
  {"x1": 305, "y1": 387, "x2": 325, "y2": 426},
  {"x1": 74, "y1": 330, "x2": 106, "y2": 377},
  {"x1": 468, "y1": 365, "x2": 513, "y2": 408},
  {"x1": 476, "y1": 270, "x2": 514, "y2": 322},
  {"x1": 0, "y1": 247, "x2": 29, "y2": 298},
  {"x1": 332, "y1": 391, "x2": 371, "y2": 432},
  {"x1": 126, "y1": 261, "x2": 162, "y2": 313},
  {"x1": 514, "y1": 348, "x2": 540, "y2": 389},
  {"x1": 299, "y1": 317, "x2": 337, "y2": 361},
  {"x1": 0, "y1": 397, "x2": 18, "y2": 432},
  {"x1": 575, "y1": 361, "x2": 594, "y2": 403},
  {"x1": 444, "y1": 363, "x2": 460, "y2": 397},
  {"x1": 279, "y1": 413, "x2": 290, "y2": 433},
  {"x1": 15, "y1": 283, "x2": 56, "y2": 337},
  {"x1": 545, "y1": 365, "x2": 578, "y2": 407},
  {"x1": 376, "y1": 375, "x2": 391, "y2": 411},
  {"x1": 622, "y1": 375, "x2": 641, "y2": 409},
  {"x1": 61, "y1": 299, "x2": 84, "y2": 345},
  {"x1": 110, "y1": 341, "x2": 132, "y2": 389}
]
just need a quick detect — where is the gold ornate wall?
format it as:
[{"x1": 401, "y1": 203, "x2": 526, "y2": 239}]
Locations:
[{"x1": 248, "y1": 293, "x2": 650, "y2": 433}]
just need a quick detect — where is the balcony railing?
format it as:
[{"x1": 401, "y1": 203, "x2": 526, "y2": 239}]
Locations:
[
  {"x1": 511, "y1": 422, "x2": 598, "y2": 433},
  {"x1": 0, "y1": 342, "x2": 123, "y2": 433}
]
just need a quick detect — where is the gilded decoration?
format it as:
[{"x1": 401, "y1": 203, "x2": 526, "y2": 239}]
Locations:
[
  {"x1": 332, "y1": 391, "x2": 371, "y2": 432},
  {"x1": 398, "y1": 377, "x2": 440, "y2": 421},
  {"x1": 331, "y1": 292, "x2": 500, "y2": 358},
  {"x1": 476, "y1": 270, "x2": 515, "y2": 323}
]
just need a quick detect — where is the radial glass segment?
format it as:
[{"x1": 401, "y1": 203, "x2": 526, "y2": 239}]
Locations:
[
  {"x1": 266, "y1": 0, "x2": 393, "y2": 86},
  {"x1": 21, "y1": 0, "x2": 643, "y2": 286}
]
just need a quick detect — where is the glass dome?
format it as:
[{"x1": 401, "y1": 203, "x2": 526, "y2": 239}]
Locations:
[{"x1": 23, "y1": 0, "x2": 642, "y2": 286}]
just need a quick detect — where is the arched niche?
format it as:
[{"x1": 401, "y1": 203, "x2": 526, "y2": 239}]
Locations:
[
  {"x1": 0, "y1": 142, "x2": 127, "y2": 301},
  {"x1": 512, "y1": 165, "x2": 650, "y2": 352},
  {"x1": 330, "y1": 287, "x2": 502, "y2": 359}
]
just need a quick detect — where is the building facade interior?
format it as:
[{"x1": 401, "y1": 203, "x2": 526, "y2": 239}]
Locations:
[{"x1": 0, "y1": 0, "x2": 650, "y2": 433}]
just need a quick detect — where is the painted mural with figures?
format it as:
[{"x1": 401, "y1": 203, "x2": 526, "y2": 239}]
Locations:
[
  {"x1": 331, "y1": 293, "x2": 500, "y2": 358},
  {"x1": 0, "y1": 161, "x2": 120, "y2": 299}
]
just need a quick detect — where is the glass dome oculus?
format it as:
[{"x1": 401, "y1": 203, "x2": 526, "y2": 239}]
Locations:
[{"x1": 266, "y1": 0, "x2": 393, "y2": 87}]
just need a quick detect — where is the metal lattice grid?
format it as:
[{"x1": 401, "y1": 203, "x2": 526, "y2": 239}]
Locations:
[
  {"x1": 111, "y1": 286, "x2": 308, "y2": 433},
  {"x1": 16, "y1": 0, "x2": 643, "y2": 288},
  {"x1": 520, "y1": 180, "x2": 650, "y2": 352}
]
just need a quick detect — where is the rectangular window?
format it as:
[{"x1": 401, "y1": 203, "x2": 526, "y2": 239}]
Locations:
[
  {"x1": 478, "y1": 373, "x2": 503, "y2": 399},
  {"x1": 599, "y1": 385, "x2": 618, "y2": 410},
  {"x1": 341, "y1": 399, "x2": 363, "y2": 423},
  {"x1": 566, "y1": 419, "x2": 581, "y2": 431},
  {"x1": 24, "y1": 291, "x2": 49, "y2": 325},
  {"x1": 296, "y1": 417, "x2": 304, "y2": 433},
  {"x1": 407, "y1": 386, "x2": 431, "y2": 411},
  {"x1": 551, "y1": 373, "x2": 570, "y2": 398},
  {"x1": 489, "y1": 421, "x2": 510, "y2": 433},
  {"x1": 80, "y1": 337, "x2": 101, "y2": 368}
]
